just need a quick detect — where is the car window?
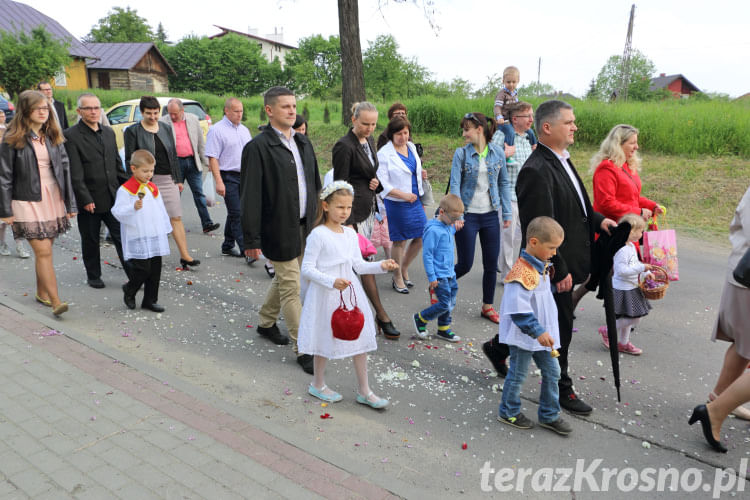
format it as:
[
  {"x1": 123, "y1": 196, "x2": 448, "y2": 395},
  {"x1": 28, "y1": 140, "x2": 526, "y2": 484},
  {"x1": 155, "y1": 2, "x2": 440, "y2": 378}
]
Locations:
[
  {"x1": 107, "y1": 105, "x2": 132, "y2": 125},
  {"x1": 133, "y1": 107, "x2": 142, "y2": 122},
  {"x1": 184, "y1": 103, "x2": 206, "y2": 120}
]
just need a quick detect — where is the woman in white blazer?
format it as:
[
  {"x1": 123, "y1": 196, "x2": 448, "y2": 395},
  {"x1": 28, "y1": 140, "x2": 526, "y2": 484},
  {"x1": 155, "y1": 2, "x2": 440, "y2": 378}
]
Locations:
[{"x1": 376, "y1": 116, "x2": 426, "y2": 293}]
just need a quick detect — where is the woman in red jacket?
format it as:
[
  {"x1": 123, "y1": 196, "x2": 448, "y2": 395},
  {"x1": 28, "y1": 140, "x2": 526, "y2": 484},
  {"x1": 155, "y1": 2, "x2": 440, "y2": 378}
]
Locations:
[
  {"x1": 591, "y1": 124, "x2": 663, "y2": 223},
  {"x1": 588, "y1": 124, "x2": 664, "y2": 345}
]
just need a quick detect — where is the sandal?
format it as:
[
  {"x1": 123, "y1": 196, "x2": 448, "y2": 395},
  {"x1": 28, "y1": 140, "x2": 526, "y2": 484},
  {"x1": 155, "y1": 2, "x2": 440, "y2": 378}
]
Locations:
[
  {"x1": 35, "y1": 294, "x2": 52, "y2": 307},
  {"x1": 356, "y1": 391, "x2": 388, "y2": 409},
  {"x1": 481, "y1": 306, "x2": 500, "y2": 324},
  {"x1": 308, "y1": 384, "x2": 342, "y2": 403},
  {"x1": 52, "y1": 302, "x2": 68, "y2": 317}
]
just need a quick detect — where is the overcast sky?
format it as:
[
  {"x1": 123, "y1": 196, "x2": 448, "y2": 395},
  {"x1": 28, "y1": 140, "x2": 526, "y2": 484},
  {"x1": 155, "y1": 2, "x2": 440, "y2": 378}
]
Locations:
[{"x1": 30, "y1": 0, "x2": 750, "y2": 97}]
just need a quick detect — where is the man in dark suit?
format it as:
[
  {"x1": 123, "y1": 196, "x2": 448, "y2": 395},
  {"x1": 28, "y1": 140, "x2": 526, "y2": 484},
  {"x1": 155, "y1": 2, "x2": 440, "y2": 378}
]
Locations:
[
  {"x1": 64, "y1": 93, "x2": 129, "y2": 288},
  {"x1": 515, "y1": 100, "x2": 616, "y2": 416},
  {"x1": 37, "y1": 82, "x2": 69, "y2": 130},
  {"x1": 242, "y1": 86, "x2": 322, "y2": 374}
]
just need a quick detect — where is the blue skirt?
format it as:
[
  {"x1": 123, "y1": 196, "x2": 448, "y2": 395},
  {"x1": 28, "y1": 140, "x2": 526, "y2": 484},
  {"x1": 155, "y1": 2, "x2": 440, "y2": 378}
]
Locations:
[{"x1": 384, "y1": 199, "x2": 426, "y2": 241}]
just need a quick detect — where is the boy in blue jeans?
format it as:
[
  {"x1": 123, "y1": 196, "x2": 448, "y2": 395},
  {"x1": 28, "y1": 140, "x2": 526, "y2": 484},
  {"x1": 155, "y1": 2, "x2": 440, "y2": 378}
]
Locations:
[
  {"x1": 413, "y1": 194, "x2": 464, "y2": 342},
  {"x1": 497, "y1": 216, "x2": 572, "y2": 435}
]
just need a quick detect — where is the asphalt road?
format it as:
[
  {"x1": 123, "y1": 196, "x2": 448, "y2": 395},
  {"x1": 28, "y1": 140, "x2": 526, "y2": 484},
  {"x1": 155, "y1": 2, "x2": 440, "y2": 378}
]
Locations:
[{"x1": 0, "y1": 192, "x2": 746, "y2": 499}]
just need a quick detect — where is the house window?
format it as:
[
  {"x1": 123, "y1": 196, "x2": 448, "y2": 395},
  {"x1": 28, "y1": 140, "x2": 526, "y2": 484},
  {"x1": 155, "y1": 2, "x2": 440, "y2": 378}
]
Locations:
[{"x1": 54, "y1": 67, "x2": 67, "y2": 87}]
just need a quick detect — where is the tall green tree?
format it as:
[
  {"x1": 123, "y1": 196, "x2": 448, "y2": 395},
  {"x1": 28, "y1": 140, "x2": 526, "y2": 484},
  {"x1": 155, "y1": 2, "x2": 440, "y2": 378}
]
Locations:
[
  {"x1": 589, "y1": 50, "x2": 656, "y2": 101},
  {"x1": 284, "y1": 35, "x2": 341, "y2": 98},
  {"x1": 363, "y1": 34, "x2": 429, "y2": 101},
  {"x1": 0, "y1": 27, "x2": 70, "y2": 100},
  {"x1": 163, "y1": 34, "x2": 283, "y2": 96},
  {"x1": 154, "y1": 22, "x2": 168, "y2": 44},
  {"x1": 85, "y1": 7, "x2": 154, "y2": 43}
]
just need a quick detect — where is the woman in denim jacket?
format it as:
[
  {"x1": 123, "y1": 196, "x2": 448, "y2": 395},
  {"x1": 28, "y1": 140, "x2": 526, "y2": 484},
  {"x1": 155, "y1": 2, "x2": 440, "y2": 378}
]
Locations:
[{"x1": 449, "y1": 112, "x2": 511, "y2": 323}]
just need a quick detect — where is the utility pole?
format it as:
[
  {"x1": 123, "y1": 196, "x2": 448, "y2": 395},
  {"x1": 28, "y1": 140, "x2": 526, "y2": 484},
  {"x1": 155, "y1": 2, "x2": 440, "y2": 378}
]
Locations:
[
  {"x1": 537, "y1": 57, "x2": 541, "y2": 85},
  {"x1": 619, "y1": 4, "x2": 635, "y2": 100}
]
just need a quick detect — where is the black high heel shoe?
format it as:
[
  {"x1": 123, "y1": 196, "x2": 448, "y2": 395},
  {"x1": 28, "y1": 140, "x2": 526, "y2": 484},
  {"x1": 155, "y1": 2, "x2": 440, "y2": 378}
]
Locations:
[
  {"x1": 376, "y1": 317, "x2": 400, "y2": 340},
  {"x1": 180, "y1": 258, "x2": 201, "y2": 270},
  {"x1": 688, "y1": 404, "x2": 727, "y2": 453}
]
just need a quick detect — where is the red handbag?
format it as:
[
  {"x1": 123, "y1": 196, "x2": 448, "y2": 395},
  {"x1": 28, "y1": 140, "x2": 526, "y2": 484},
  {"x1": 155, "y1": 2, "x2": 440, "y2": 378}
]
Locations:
[{"x1": 331, "y1": 284, "x2": 365, "y2": 341}]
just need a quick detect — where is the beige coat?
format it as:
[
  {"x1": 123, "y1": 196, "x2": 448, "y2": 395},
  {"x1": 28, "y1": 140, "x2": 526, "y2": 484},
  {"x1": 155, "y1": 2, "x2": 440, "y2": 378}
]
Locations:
[{"x1": 160, "y1": 112, "x2": 207, "y2": 171}]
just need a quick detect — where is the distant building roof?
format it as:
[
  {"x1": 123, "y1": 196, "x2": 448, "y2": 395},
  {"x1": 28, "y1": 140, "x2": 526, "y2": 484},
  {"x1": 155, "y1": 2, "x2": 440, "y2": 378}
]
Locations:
[
  {"x1": 649, "y1": 73, "x2": 700, "y2": 93},
  {"x1": 0, "y1": 0, "x2": 98, "y2": 59},
  {"x1": 85, "y1": 42, "x2": 175, "y2": 75},
  {"x1": 209, "y1": 25, "x2": 297, "y2": 50}
]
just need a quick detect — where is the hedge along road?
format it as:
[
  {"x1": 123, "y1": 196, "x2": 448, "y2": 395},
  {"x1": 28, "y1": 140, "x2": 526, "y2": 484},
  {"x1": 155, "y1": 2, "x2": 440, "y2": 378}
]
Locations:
[{"x1": 0, "y1": 192, "x2": 745, "y2": 498}]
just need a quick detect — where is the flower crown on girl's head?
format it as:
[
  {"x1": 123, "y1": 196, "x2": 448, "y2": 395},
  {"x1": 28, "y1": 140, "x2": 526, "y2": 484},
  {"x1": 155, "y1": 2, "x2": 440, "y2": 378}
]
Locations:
[{"x1": 319, "y1": 180, "x2": 354, "y2": 200}]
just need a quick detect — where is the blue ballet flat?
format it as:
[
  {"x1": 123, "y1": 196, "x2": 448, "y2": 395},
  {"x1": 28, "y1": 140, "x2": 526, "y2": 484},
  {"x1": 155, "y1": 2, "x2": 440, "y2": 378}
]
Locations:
[
  {"x1": 308, "y1": 384, "x2": 342, "y2": 403},
  {"x1": 356, "y1": 391, "x2": 389, "y2": 409}
]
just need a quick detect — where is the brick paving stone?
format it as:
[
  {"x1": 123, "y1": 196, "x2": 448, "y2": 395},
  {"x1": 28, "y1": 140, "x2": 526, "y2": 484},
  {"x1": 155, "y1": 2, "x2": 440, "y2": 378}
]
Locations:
[
  {"x1": 87, "y1": 464, "x2": 131, "y2": 491},
  {"x1": 124, "y1": 463, "x2": 172, "y2": 490},
  {"x1": 151, "y1": 482, "x2": 199, "y2": 500},
  {"x1": 5, "y1": 433, "x2": 45, "y2": 456},
  {"x1": 160, "y1": 462, "x2": 213, "y2": 490},
  {"x1": 6, "y1": 469, "x2": 55, "y2": 497},
  {"x1": 0, "y1": 481, "x2": 16, "y2": 495},
  {"x1": 113, "y1": 482, "x2": 160, "y2": 500},
  {"x1": 68, "y1": 484, "x2": 116, "y2": 500},
  {"x1": 64, "y1": 450, "x2": 101, "y2": 473},
  {"x1": 168, "y1": 443, "x2": 214, "y2": 469},
  {"x1": 189, "y1": 481, "x2": 248, "y2": 500},
  {"x1": 34, "y1": 489, "x2": 75, "y2": 500},
  {"x1": 30, "y1": 404, "x2": 69, "y2": 425},
  {"x1": 0, "y1": 490, "x2": 30, "y2": 500},
  {"x1": 46, "y1": 465, "x2": 91, "y2": 493},
  {"x1": 98, "y1": 444, "x2": 142, "y2": 471},
  {"x1": 24, "y1": 449, "x2": 67, "y2": 475},
  {"x1": 0, "y1": 451, "x2": 33, "y2": 477},
  {"x1": 17, "y1": 417, "x2": 55, "y2": 441}
]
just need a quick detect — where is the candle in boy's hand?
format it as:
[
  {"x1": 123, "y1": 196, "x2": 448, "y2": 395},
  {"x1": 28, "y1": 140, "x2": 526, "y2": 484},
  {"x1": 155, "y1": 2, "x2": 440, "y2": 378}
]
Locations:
[
  {"x1": 550, "y1": 349, "x2": 560, "y2": 358},
  {"x1": 137, "y1": 192, "x2": 145, "y2": 200}
]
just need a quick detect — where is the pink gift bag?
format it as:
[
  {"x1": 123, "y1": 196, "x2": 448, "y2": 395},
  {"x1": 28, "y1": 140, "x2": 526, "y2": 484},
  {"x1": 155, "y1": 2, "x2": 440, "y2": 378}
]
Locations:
[{"x1": 642, "y1": 218, "x2": 679, "y2": 281}]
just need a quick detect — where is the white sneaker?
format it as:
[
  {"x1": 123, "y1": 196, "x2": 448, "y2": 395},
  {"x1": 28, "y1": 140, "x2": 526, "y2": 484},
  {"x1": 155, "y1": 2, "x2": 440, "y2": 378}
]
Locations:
[
  {"x1": 16, "y1": 243, "x2": 30, "y2": 259},
  {"x1": 0, "y1": 243, "x2": 10, "y2": 256}
]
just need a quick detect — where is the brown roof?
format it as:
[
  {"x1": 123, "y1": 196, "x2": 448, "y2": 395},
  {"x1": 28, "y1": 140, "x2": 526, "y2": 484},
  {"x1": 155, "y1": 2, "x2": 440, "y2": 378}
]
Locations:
[{"x1": 0, "y1": 0, "x2": 97, "y2": 59}]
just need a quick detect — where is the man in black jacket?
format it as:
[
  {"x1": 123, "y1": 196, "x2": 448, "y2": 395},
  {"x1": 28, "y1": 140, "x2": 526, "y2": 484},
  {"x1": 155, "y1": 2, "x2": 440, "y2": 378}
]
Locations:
[
  {"x1": 64, "y1": 93, "x2": 129, "y2": 288},
  {"x1": 241, "y1": 87, "x2": 321, "y2": 374},
  {"x1": 515, "y1": 100, "x2": 616, "y2": 416},
  {"x1": 37, "y1": 82, "x2": 69, "y2": 130}
]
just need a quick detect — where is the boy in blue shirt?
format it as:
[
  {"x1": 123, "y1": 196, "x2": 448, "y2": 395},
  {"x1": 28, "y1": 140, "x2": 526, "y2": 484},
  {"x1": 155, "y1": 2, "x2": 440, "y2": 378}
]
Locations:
[
  {"x1": 497, "y1": 216, "x2": 572, "y2": 435},
  {"x1": 413, "y1": 194, "x2": 464, "y2": 342}
]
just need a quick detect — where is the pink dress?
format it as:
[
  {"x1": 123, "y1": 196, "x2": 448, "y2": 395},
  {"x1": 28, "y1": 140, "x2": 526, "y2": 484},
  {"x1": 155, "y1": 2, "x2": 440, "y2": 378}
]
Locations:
[{"x1": 11, "y1": 137, "x2": 70, "y2": 240}]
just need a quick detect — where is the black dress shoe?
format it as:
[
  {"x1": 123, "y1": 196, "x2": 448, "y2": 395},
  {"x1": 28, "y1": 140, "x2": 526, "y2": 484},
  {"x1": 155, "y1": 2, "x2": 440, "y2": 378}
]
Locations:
[
  {"x1": 180, "y1": 258, "x2": 201, "y2": 269},
  {"x1": 142, "y1": 303, "x2": 165, "y2": 312},
  {"x1": 87, "y1": 278, "x2": 105, "y2": 289},
  {"x1": 482, "y1": 338, "x2": 508, "y2": 377},
  {"x1": 203, "y1": 222, "x2": 220, "y2": 233},
  {"x1": 376, "y1": 317, "x2": 400, "y2": 340},
  {"x1": 689, "y1": 404, "x2": 727, "y2": 453},
  {"x1": 256, "y1": 324, "x2": 290, "y2": 345},
  {"x1": 297, "y1": 354, "x2": 314, "y2": 374},
  {"x1": 122, "y1": 284, "x2": 135, "y2": 310},
  {"x1": 404, "y1": 279, "x2": 414, "y2": 288},
  {"x1": 221, "y1": 248, "x2": 241, "y2": 257},
  {"x1": 560, "y1": 392, "x2": 593, "y2": 416},
  {"x1": 264, "y1": 263, "x2": 275, "y2": 278}
]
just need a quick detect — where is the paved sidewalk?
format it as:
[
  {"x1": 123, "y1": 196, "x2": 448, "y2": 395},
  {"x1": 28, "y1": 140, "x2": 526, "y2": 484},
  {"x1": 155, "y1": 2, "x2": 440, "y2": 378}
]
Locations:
[{"x1": 0, "y1": 303, "x2": 398, "y2": 500}]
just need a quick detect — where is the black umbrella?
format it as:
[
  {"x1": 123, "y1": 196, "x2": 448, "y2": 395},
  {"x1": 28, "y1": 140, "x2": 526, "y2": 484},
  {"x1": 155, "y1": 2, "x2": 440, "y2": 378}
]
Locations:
[{"x1": 590, "y1": 223, "x2": 632, "y2": 402}]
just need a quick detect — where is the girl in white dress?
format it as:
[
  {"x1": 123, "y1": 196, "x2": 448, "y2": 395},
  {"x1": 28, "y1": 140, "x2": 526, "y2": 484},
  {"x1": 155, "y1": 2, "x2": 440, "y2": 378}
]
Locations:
[{"x1": 298, "y1": 181, "x2": 398, "y2": 408}]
